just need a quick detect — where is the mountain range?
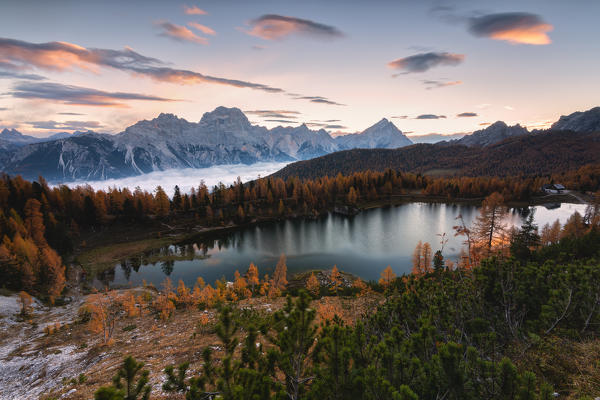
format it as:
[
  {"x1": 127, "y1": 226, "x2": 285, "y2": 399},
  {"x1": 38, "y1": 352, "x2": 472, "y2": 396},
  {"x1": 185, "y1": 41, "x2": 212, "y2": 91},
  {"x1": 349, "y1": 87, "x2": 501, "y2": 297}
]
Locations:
[
  {"x1": 0, "y1": 107, "x2": 413, "y2": 181},
  {"x1": 0, "y1": 106, "x2": 599, "y2": 182}
]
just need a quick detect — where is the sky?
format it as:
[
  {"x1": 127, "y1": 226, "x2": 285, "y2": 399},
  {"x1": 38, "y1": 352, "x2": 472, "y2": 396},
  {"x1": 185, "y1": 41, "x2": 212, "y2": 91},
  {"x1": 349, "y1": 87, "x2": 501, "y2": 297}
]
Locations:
[{"x1": 0, "y1": 0, "x2": 599, "y2": 138}]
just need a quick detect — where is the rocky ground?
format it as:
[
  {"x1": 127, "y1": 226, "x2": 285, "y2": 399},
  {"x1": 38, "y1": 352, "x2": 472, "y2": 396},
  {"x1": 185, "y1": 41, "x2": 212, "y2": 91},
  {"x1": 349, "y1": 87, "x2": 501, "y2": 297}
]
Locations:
[{"x1": 0, "y1": 290, "x2": 381, "y2": 400}]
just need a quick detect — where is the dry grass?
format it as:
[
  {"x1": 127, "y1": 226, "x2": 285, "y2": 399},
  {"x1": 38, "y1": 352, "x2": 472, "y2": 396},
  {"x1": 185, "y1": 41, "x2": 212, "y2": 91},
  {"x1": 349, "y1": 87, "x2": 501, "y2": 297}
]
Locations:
[
  {"x1": 515, "y1": 335, "x2": 600, "y2": 399},
  {"x1": 0, "y1": 290, "x2": 382, "y2": 400}
]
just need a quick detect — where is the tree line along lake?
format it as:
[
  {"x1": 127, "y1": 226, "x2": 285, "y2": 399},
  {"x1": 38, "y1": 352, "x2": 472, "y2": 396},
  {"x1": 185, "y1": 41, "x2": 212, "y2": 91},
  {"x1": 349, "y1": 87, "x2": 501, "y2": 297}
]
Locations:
[{"x1": 95, "y1": 202, "x2": 588, "y2": 288}]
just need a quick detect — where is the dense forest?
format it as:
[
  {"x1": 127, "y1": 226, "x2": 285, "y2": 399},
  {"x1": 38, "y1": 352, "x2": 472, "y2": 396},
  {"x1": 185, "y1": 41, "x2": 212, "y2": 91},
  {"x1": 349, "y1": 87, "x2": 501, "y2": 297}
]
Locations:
[
  {"x1": 1, "y1": 171, "x2": 599, "y2": 398},
  {"x1": 84, "y1": 213, "x2": 600, "y2": 400},
  {"x1": 273, "y1": 130, "x2": 600, "y2": 180},
  {"x1": 1, "y1": 163, "x2": 600, "y2": 300}
]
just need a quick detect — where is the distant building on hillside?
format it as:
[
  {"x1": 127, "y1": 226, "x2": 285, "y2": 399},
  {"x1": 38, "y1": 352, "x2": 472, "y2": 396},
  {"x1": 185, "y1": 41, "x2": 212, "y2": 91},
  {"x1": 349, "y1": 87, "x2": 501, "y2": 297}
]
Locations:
[{"x1": 542, "y1": 184, "x2": 566, "y2": 194}]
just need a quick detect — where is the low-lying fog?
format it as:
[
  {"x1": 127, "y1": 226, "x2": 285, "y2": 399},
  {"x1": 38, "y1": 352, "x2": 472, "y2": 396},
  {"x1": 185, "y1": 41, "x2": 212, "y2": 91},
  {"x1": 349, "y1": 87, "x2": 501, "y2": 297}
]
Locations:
[{"x1": 61, "y1": 162, "x2": 290, "y2": 195}]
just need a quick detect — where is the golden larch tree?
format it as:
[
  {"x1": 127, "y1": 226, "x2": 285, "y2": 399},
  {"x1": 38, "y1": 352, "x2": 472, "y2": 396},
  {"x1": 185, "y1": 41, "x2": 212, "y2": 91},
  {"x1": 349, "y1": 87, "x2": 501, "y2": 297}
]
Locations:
[
  {"x1": 247, "y1": 263, "x2": 260, "y2": 293},
  {"x1": 379, "y1": 265, "x2": 396, "y2": 288},
  {"x1": 306, "y1": 272, "x2": 320, "y2": 296},
  {"x1": 273, "y1": 254, "x2": 288, "y2": 291},
  {"x1": 233, "y1": 270, "x2": 251, "y2": 299},
  {"x1": 330, "y1": 265, "x2": 342, "y2": 295},
  {"x1": 85, "y1": 290, "x2": 122, "y2": 345},
  {"x1": 412, "y1": 241, "x2": 423, "y2": 273},
  {"x1": 473, "y1": 192, "x2": 508, "y2": 253}
]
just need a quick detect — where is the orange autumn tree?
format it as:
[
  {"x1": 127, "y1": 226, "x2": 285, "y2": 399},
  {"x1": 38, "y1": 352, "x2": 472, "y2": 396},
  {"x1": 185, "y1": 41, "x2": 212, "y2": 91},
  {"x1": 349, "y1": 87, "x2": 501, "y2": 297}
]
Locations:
[
  {"x1": 412, "y1": 241, "x2": 433, "y2": 276},
  {"x1": 153, "y1": 278, "x2": 176, "y2": 320},
  {"x1": 306, "y1": 272, "x2": 320, "y2": 296},
  {"x1": 120, "y1": 292, "x2": 138, "y2": 317},
  {"x1": 233, "y1": 270, "x2": 251, "y2": 299},
  {"x1": 177, "y1": 280, "x2": 194, "y2": 309},
  {"x1": 269, "y1": 254, "x2": 288, "y2": 297},
  {"x1": 199, "y1": 284, "x2": 217, "y2": 308},
  {"x1": 85, "y1": 290, "x2": 123, "y2": 345},
  {"x1": 315, "y1": 298, "x2": 345, "y2": 324},
  {"x1": 379, "y1": 265, "x2": 396, "y2": 288},
  {"x1": 273, "y1": 254, "x2": 288, "y2": 290},
  {"x1": 259, "y1": 274, "x2": 270, "y2": 297},
  {"x1": 38, "y1": 247, "x2": 66, "y2": 302},
  {"x1": 330, "y1": 265, "x2": 342, "y2": 295},
  {"x1": 18, "y1": 291, "x2": 33, "y2": 317},
  {"x1": 352, "y1": 278, "x2": 369, "y2": 296},
  {"x1": 247, "y1": 263, "x2": 260, "y2": 294},
  {"x1": 473, "y1": 192, "x2": 508, "y2": 255}
]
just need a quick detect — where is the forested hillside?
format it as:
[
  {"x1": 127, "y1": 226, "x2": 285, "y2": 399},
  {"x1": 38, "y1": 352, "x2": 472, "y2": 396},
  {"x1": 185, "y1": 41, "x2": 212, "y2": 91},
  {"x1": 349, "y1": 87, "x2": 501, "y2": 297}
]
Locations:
[
  {"x1": 273, "y1": 130, "x2": 600, "y2": 180},
  {"x1": 2, "y1": 162, "x2": 600, "y2": 301}
]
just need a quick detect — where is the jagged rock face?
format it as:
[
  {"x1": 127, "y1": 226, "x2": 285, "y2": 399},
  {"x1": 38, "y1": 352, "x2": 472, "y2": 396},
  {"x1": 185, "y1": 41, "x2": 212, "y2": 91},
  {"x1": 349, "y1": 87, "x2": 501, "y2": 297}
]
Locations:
[
  {"x1": 0, "y1": 108, "x2": 414, "y2": 181},
  {"x1": 111, "y1": 109, "x2": 291, "y2": 173},
  {"x1": 3, "y1": 134, "x2": 132, "y2": 181},
  {"x1": 551, "y1": 107, "x2": 600, "y2": 133},
  {"x1": 336, "y1": 118, "x2": 412, "y2": 149},
  {"x1": 267, "y1": 125, "x2": 339, "y2": 159},
  {"x1": 456, "y1": 121, "x2": 529, "y2": 147}
]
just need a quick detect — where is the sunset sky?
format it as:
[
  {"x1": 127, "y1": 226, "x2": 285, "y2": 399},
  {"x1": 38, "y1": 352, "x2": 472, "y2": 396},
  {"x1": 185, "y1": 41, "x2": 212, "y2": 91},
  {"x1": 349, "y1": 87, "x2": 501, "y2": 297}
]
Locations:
[{"x1": 0, "y1": 0, "x2": 598, "y2": 137}]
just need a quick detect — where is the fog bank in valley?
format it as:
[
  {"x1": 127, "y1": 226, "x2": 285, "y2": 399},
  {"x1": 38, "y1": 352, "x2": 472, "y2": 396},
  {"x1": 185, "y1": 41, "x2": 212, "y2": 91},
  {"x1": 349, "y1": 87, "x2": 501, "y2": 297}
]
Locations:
[{"x1": 61, "y1": 162, "x2": 290, "y2": 196}]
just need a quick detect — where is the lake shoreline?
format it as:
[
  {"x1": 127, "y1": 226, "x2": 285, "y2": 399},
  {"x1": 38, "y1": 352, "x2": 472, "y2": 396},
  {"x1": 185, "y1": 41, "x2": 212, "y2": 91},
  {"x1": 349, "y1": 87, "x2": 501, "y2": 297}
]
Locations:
[{"x1": 73, "y1": 191, "x2": 589, "y2": 288}]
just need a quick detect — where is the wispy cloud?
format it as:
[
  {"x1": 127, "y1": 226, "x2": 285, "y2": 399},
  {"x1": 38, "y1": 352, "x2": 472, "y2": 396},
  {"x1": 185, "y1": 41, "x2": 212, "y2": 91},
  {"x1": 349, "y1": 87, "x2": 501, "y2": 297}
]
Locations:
[
  {"x1": 188, "y1": 22, "x2": 216, "y2": 36},
  {"x1": 156, "y1": 21, "x2": 208, "y2": 44},
  {"x1": 391, "y1": 115, "x2": 408, "y2": 119},
  {"x1": 264, "y1": 119, "x2": 298, "y2": 124},
  {"x1": 457, "y1": 112, "x2": 478, "y2": 117},
  {"x1": 291, "y1": 95, "x2": 345, "y2": 106},
  {"x1": 422, "y1": 79, "x2": 462, "y2": 90},
  {"x1": 0, "y1": 62, "x2": 46, "y2": 80},
  {"x1": 57, "y1": 112, "x2": 85, "y2": 116},
  {"x1": 246, "y1": 14, "x2": 344, "y2": 40},
  {"x1": 244, "y1": 110, "x2": 300, "y2": 119},
  {"x1": 26, "y1": 119, "x2": 103, "y2": 131},
  {"x1": 388, "y1": 52, "x2": 464, "y2": 73},
  {"x1": 306, "y1": 122, "x2": 347, "y2": 130},
  {"x1": 0, "y1": 37, "x2": 284, "y2": 93},
  {"x1": 415, "y1": 114, "x2": 446, "y2": 120},
  {"x1": 10, "y1": 81, "x2": 176, "y2": 107},
  {"x1": 183, "y1": 5, "x2": 207, "y2": 15},
  {"x1": 468, "y1": 12, "x2": 553, "y2": 45},
  {"x1": 504, "y1": 105, "x2": 515, "y2": 111}
]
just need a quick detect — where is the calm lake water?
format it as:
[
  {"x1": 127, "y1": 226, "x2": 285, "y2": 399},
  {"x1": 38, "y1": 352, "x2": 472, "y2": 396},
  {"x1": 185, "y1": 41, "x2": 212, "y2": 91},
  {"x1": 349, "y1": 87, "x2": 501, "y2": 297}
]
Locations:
[{"x1": 97, "y1": 202, "x2": 588, "y2": 288}]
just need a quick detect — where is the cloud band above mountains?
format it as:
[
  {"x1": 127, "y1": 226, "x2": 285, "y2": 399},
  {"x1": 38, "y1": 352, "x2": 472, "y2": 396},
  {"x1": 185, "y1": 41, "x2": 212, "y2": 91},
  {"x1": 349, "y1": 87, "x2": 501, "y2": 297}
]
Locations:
[
  {"x1": 10, "y1": 82, "x2": 175, "y2": 107},
  {"x1": 0, "y1": 37, "x2": 282, "y2": 93},
  {"x1": 0, "y1": 37, "x2": 343, "y2": 105}
]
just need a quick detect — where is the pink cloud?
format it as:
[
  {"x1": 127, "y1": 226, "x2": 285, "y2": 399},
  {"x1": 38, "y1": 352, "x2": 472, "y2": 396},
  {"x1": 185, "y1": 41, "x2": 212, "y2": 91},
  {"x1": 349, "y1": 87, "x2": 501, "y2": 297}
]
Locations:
[
  {"x1": 469, "y1": 13, "x2": 553, "y2": 45},
  {"x1": 188, "y1": 22, "x2": 216, "y2": 36},
  {"x1": 183, "y1": 5, "x2": 207, "y2": 15},
  {"x1": 156, "y1": 21, "x2": 208, "y2": 44},
  {"x1": 0, "y1": 37, "x2": 284, "y2": 93}
]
